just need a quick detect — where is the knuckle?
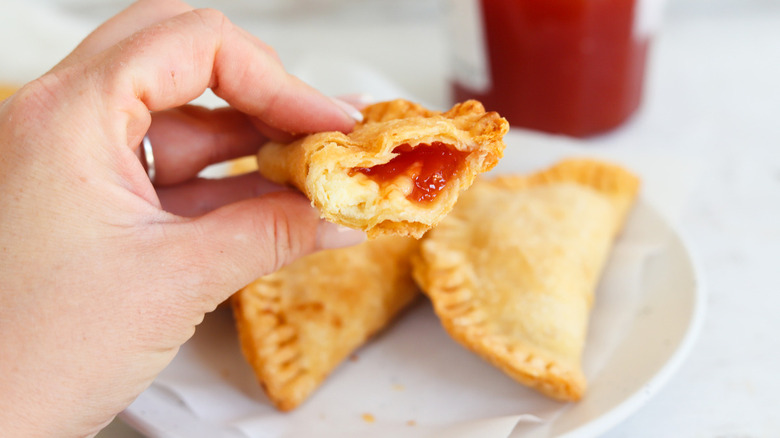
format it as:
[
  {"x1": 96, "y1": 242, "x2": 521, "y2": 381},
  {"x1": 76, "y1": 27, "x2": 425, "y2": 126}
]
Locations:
[
  {"x1": 8, "y1": 74, "x2": 65, "y2": 117},
  {"x1": 191, "y1": 8, "x2": 230, "y2": 32},
  {"x1": 261, "y1": 44, "x2": 280, "y2": 62},
  {"x1": 263, "y1": 194, "x2": 315, "y2": 272},
  {"x1": 271, "y1": 210, "x2": 295, "y2": 272}
]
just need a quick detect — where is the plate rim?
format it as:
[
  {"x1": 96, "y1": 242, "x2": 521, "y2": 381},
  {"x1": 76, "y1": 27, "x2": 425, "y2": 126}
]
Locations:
[{"x1": 558, "y1": 214, "x2": 707, "y2": 438}]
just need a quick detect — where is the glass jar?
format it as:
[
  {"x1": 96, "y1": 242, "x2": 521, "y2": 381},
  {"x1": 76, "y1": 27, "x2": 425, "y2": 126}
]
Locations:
[{"x1": 448, "y1": 0, "x2": 665, "y2": 137}]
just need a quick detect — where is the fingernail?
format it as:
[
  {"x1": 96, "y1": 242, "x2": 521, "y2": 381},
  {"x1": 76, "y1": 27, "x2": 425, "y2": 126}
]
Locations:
[
  {"x1": 330, "y1": 97, "x2": 364, "y2": 122},
  {"x1": 316, "y1": 220, "x2": 367, "y2": 250}
]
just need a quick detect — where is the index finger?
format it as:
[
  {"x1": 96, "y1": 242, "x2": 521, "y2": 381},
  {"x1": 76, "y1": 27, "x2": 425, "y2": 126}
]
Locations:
[
  {"x1": 81, "y1": 8, "x2": 357, "y2": 149},
  {"x1": 52, "y1": 0, "x2": 194, "y2": 72}
]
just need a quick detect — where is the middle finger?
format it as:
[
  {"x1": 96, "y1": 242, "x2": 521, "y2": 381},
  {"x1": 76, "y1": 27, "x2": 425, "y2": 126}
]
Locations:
[
  {"x1": 156, "y1": 172, "x2": 290, "y2": 217},
  {"x1": 146, "y1": 105, "x2": 266, "y2": 186}
]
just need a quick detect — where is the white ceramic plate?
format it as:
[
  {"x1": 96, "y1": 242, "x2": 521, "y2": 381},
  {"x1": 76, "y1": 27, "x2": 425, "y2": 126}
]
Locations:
[
  {"x1": 539, "y1": 199, "x2": 705, "y2": 437},
  {"x1": 121, "y1": 143, "x2": 705, "y2": 438}
]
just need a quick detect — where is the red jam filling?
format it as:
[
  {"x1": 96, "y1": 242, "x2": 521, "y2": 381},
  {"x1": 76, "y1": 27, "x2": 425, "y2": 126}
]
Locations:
[{"x1": 349, "y1": 142, "x2": 469, "y2": 203}]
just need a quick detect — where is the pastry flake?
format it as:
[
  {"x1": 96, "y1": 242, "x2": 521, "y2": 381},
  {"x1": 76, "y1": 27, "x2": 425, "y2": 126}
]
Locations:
[
  {"x1": 0, "y1": 83, "x2": 18, "y2": 101},
  {"x1": 412, "y1": 159, "x2": 640, "y2": 401},
  {"x1": 256, "y1": 99, "x2": 508, "y2": 239},
  {"x1": 232, "y1": 236, "x2": 420, "y2": 411},
  {"x1": 227, "y1": 155, "x2": 259, "y2": 175}
]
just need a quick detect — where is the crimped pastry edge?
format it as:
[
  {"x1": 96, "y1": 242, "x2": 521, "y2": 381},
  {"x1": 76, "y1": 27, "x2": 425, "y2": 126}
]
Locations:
[{"x1": 412, "y1": 158, "x2": 641, "y2": 401}]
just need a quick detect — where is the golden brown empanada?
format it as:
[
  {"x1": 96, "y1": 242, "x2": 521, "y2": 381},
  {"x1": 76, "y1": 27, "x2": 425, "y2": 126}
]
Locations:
[
  {"x1": 232, "y1": 236, "x2": 420, "y2": 411},
  {"x1": 256, "y1": 99, "x2": 508, "y2": 239},
  {"x1": 412, "y1": 159, "x2": 640, "y2": 401}
]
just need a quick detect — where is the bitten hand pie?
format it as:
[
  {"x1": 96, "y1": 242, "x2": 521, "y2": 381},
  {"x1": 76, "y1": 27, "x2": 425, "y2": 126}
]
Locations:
[
  {"x1": 412, "y1": 159, "x2": 640, "y2": 401},
  {"x1": 256, "y1": 99, "x2": 508, "y2": 239},
  {"x1": 232, "y1": 236, "x2": 420, "y2": 411}
]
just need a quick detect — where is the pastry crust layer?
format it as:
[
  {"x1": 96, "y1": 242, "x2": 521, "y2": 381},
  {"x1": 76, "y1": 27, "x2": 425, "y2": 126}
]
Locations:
[
  {"x1": 412, "y1": 159, "x2": 640, "y2": 401},
  {"x1": 232, "y1": 236, "x2": 420, "y2": 411},
  {"x1": 256, "y1": 99, "x2": 508, "y2": 238}
]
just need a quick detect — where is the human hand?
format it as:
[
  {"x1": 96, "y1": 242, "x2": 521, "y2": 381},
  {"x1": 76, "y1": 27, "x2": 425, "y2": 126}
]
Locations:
[{"x1": 0, "y1": 1, "x2": 365, "y2": 436}]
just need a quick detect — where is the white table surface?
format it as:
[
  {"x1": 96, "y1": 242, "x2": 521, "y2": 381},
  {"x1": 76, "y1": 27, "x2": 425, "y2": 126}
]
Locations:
[{"x1": 3, "y1": 0, "x2": 779, "y2": 436}]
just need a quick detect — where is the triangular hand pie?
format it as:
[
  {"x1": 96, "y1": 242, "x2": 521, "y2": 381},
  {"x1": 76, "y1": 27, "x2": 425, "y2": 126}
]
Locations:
[
  {"x1": 232, "y1": 236, "x2": 420, "y2": 411},
  {"x1": 256, "y1": 99, "x2": 508, "y2": 239},
  {"x1": 412, "y1": 159, "x2": 640, "y2": 401}
]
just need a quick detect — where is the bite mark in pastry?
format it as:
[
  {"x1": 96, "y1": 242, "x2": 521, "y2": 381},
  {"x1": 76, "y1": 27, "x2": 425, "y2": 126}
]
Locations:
[
  {"x1": 256, "y1": 99, "x2": 509, "y2": 239},
  {"x1": 412, "y1": 159, "x2": 640, "y2": 401},
  {"x1": 232, "y1": 236, "x2": 420, "y2": 411}
]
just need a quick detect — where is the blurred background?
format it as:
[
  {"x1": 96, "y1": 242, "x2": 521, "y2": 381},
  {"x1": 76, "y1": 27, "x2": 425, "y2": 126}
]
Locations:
[{"x1": 2, "y1": 0, "x2": 777, "y2": 111}]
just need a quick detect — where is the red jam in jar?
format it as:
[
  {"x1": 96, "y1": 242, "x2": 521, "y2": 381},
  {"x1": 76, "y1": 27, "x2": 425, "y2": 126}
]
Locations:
[{"x1": 450, "y1": 0, "x2": 653, "y2": 137}]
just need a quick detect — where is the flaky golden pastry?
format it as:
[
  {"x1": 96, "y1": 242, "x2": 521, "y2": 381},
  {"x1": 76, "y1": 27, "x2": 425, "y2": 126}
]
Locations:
[
  {"x1": 232, "y1": 236, "x2": 419, "y2": 411},
  {"x1": 256, "y1": 99, "x2": 508, "y2": 239},
  {"x1": 227, "y1": 155, "x2": 259, "y2": 175},
  {"x1": 412, "y1": 159, "x2": 640, "y2": 401}
]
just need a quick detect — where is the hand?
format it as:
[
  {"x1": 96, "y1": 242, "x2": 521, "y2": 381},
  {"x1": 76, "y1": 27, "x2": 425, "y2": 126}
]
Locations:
[{"x1": 0, "y1": 1, "x2": 365, "y2": 436}]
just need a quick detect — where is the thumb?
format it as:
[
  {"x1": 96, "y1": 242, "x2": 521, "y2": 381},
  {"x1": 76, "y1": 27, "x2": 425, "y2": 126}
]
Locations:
[{"x1": 167, "y1": 191, "x2": 366, "y2": 307}]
